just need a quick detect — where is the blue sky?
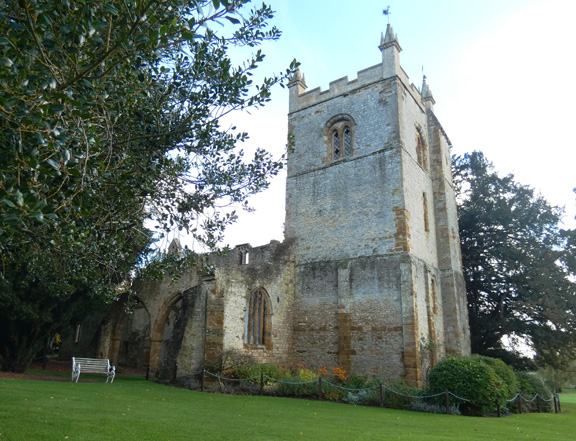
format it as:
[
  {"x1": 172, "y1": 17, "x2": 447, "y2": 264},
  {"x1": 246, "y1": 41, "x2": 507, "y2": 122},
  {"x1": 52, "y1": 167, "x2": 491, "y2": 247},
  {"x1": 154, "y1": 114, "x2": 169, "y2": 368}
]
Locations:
[{"x1": 177, "y1": 0, "x2": 576, "y2": 249}]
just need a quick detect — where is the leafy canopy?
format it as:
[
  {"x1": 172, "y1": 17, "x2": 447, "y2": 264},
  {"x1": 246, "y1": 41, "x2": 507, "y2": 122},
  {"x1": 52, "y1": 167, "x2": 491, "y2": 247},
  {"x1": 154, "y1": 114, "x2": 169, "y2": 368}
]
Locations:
[
  {"x1": 453, "y1": 151, "x2": 576, "y2": 368},
  {"x1": 0, "y1": 0, "x2": 296, "y2": 371}
]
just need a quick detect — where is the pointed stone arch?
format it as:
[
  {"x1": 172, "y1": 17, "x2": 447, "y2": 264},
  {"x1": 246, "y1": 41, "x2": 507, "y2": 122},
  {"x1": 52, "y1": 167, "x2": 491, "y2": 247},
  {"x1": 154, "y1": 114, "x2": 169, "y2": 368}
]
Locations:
[
  {"x1": 415, "y1": 125, "x2": 429, "y2": 171},
  {"x1": 324, "y1": 114, "x2": 356, "y2": 161},
  {"x1": 244, "y1": 287, "x2": 273, "y2": 350},
  {"x1": 149, "y1": 292, "x2": 183, "y2": 372},
  {"x1": 105, "y1": 295, "x2": 151, "y2": 366}
]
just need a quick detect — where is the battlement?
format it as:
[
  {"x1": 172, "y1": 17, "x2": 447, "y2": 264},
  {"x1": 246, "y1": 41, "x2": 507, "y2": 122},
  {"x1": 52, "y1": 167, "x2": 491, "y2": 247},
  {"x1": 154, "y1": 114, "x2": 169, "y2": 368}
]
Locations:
[{"x1": 289, "y1": 62, "x2": 425, "y2": 114}]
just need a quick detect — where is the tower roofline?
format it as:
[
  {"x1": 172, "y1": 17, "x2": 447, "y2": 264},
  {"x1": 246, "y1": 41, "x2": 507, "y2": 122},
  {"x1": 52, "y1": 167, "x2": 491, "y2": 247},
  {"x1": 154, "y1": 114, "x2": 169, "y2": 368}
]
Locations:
[{"x1": 380, "y1": 23, "x2": 402, "y2": 52}]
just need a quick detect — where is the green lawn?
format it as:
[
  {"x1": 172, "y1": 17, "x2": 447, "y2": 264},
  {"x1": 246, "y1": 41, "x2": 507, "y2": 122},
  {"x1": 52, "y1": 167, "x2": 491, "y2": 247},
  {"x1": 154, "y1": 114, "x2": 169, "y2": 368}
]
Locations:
[{"x1": 1, "y1": 376, "x2": 575, "y2": 441}]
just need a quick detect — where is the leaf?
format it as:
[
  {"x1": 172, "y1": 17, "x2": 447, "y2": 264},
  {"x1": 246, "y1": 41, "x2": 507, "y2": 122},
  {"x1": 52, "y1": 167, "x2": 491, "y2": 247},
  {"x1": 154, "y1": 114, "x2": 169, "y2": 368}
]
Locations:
[
  {"x1": 28, "y1": 211, "x2": 44, "y2": 222},
  {"x1": 50, "y1": 104, "x2": 65, "y2": 113},
  {"x1": 225, "y1": 16, "x2": 240, "y2": 25},
  {"x1": 0, "y1": 57, "x2": 13, "y2": 67},
  {"x1": 2, "y1": 212, "x2": 20, "y2": 226},
  {"x1": 45, "y1": 158, "x2": 60, "y2": 171},
  {"x1": 2, "y1": 198, "x2": 16, "y2": 208},
  {"x1": 14, "y1": 190, "x2": 23, "y2": 207}
]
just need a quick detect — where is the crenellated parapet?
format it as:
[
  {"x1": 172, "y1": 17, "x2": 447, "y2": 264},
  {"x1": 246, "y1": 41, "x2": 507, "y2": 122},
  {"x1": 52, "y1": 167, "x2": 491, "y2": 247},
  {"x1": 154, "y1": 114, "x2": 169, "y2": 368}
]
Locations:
[{"x1": 289, "y1": 24, "x2": 431, "y2": 115}]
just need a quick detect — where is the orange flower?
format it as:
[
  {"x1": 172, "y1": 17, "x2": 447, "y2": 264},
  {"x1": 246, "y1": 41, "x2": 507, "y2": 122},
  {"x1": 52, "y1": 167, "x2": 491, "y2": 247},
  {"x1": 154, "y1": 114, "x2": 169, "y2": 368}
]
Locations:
[{"x1": 332, "y1": 366, "x2": 349, "y2": 382}]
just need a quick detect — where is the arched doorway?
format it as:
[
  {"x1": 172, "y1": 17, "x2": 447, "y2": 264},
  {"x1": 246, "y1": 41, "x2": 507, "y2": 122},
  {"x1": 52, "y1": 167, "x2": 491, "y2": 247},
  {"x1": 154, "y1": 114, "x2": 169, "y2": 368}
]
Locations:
[
  {"x1": 108, "y1": 296, "x2": 151, "y2": 367},
  {"x1": 149, "y1": 293, "x2": 183, "y2": 374}
]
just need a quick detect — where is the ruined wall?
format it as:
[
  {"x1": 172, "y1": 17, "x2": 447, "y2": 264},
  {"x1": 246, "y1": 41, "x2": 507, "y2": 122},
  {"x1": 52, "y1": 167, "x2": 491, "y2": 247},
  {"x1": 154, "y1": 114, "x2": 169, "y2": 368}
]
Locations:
[{"x1": 208, "y1": 240, "x2": 295, "y2": 367}]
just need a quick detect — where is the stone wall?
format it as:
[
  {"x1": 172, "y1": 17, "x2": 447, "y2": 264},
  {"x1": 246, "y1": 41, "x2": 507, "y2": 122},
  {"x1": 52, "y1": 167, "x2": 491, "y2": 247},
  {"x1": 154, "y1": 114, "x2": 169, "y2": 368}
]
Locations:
[{"x1": 210, "y1": 240, "x2": 295, "y2": 367}]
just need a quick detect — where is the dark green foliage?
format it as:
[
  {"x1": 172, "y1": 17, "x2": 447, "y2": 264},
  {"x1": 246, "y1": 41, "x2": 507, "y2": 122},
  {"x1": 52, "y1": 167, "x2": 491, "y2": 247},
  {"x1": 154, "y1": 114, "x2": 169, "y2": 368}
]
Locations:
[
  {"x1": 279, "y1": 372, "x2": 317, "y2": 397},
  {"x1": 383, "y1": 380, "x2": 421, "y2": 410},
  {"x1": 0, "y1": 0, "x2": 296, "y2": 371},
  {"x1": 472, "y1": 355, "x2": 517, "y2": 400},
  {"x1": 346, "y1": 373, "x2": 372, "y2": 389},
  {"x1": 428, "y1": 356, "x2": 508, "y2": 416},
  {"x1": 516, "y1": 371, "x2": 553, "y2": 413},
  {"x1": 453, "y1": 152, "x2": 576, "y2": 368},
  {"x1": 235, "y1": 362, "x2": 283, "y2": 384}
]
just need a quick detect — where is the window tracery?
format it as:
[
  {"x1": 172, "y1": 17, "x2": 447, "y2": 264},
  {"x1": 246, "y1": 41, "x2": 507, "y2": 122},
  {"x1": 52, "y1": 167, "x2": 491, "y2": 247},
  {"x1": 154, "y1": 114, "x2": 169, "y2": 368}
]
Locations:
[
  {"x1": 325, "y1": 114, "x2": 355, "y2": 161},
  {"x1": 244, "y1": 288, "x2": 271, "y2": 349}
]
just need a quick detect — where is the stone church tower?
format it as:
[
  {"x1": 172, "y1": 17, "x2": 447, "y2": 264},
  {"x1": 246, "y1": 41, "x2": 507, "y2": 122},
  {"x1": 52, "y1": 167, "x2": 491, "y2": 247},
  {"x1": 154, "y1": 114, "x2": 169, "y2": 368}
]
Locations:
[
  {"x1": 73, "y1": 24, "x2": 470, "y2": 389},
  {"x1": 285, "y1": 24, "x2": 470, "y2": 386}
]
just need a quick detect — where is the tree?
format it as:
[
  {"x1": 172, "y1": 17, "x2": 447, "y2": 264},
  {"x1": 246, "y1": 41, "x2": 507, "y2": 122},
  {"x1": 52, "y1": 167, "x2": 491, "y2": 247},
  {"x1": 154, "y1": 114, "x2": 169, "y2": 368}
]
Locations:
[
  {"x1": 0, "y1": 0, "x2": 296, "y2": 371},
  {"x1": 453, "y1": 151, "x2": 576, "y2": 368}
]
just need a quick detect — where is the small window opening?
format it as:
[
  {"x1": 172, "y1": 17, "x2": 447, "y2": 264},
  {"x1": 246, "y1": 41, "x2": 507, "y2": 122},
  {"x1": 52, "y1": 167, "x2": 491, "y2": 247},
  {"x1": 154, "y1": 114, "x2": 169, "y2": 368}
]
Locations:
[
  {"x1": 239, "y1": 250, "x2": 250, "y2": 265},
  {"x1": 423, "y1": 193, "x2": 430, "y2": 232},
  {"x1": 416, "y1": 128, "x2": 429, "y2": 171}
]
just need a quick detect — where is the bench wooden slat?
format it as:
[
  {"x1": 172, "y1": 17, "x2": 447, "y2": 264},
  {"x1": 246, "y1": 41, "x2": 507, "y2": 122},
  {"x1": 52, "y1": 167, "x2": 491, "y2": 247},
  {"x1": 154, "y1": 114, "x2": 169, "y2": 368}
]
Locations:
[{"x1": 71, "y1": 357, "x2": 115, "y2": 383}]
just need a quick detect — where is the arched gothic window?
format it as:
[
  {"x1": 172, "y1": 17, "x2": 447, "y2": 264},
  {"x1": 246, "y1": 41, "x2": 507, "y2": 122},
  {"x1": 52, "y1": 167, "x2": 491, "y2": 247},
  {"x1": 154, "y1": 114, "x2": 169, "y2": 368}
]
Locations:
[
  {"x1": 332, "y1": 124, "x2": 353, "y2": 159},
  {"x1": 244, "y1": 288, "x2": 272, "y2": 349},
  {"x1": 325, "y1": 114, "x2": 355, "y2": 161}
]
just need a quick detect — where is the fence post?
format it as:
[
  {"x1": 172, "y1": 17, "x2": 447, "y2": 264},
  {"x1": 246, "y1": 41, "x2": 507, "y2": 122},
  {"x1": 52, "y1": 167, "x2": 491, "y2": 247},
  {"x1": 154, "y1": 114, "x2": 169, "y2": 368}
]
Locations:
[
  {"x1": 445, "y1": 391, "x2": 451, "y2": 415},
  {"x1": 556, "y1": 393, "x2": 561, "y2": 413},
  {"x1": 379, "y1": 383, "x2": 384, "y2": 408},
  {"x1": 553, "y1": 394, "x2": 558, "y2": 413},
  {"x1": 260, "y1": 373, "x2": 264, "y2": 396},
  {"x1": 42, "y1": 355, "x2": 48, "y2": 371},
  {"x1": 496, "y1": 401, "x2": 501, "y2": 417},
  {"x1": 318, "y1": 377, "x2": 323, "y2": 401},
  {"x1": 146, "y1": 365, "x2": 150, "y2": 381},
  {"x1": 201, "y1": 370, "x2": 205, "y2": 392},
  {"x1": 516, "y1": 395, "x2": 522, "y2": 414},
  {"x1": 536, "y1": 395, "x2": 542, "y2": 413}
]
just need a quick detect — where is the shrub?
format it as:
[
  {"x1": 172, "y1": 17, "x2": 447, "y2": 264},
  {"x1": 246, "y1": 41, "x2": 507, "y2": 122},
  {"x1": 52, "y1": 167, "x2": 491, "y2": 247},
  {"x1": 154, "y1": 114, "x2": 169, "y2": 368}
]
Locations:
[
  {"x1": 279, "y1": 372, "x2": 304, "y2": 396},
  {"x1": 298, "y1": 367, "x2": 318, "y2": 382},
  {"x1": 346, "y1": 374, "x2": 371, "y2": 390},
  {"x1": 343, "y1": 390, "x2": 371, "y2": 406},
  {"x1": 234, "y1": 362, "x2": 283, "y2": 384},
  {"x1": 323, "y1": 387, "x2": 343, "y2": 402},
  {"x1": 383, "y1": 380, "x2": 421, "y2": 410},
  {"x1": 280, "y1": 365, "x2": 319, "y2": 397},
  {"x1": 428, "y1": 356, "x2": 508, "y2": 416},
  {"x1": 472, "y1": 355, "x2": 518, "y2": 399},
  {"x1": 516, "y1": 371, "x2": 553, "y2": 413},
  {"x1": 332, "y1": 366, "x2": 349, "y2": 382}
]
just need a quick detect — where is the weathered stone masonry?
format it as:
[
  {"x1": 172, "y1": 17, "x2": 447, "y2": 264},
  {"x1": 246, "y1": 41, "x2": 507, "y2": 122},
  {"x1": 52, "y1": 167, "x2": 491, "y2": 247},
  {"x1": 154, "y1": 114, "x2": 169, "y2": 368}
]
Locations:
[{"x1": 89, "y1": 24, "x2": 470, "y2": 387}]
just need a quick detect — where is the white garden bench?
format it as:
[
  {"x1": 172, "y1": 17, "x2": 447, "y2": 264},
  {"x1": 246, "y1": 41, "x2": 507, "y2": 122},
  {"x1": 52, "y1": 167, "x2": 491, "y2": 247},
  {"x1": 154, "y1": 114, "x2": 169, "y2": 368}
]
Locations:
[{"x1": 71, "y1": 357, "x2": 115, "y2": 383}]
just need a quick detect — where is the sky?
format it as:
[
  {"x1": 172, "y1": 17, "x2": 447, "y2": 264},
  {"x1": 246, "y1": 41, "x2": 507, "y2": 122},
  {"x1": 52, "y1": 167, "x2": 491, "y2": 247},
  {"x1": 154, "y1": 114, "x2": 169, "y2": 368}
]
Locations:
[{"x1": 173, "y1": 0, "x2": 576, "y2": 250}]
